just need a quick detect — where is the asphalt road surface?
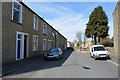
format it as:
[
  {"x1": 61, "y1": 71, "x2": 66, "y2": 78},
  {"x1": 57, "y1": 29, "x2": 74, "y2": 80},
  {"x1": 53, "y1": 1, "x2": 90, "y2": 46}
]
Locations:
[{"x1": 4, "y1": 50, "x2": 118, "y2": 78}]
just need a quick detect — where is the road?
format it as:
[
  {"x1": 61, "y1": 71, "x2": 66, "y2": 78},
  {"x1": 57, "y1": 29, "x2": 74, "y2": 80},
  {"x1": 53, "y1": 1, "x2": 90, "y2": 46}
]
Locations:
[{"x1": 4, "y1": 50, "x2": 118, "y2": 78}]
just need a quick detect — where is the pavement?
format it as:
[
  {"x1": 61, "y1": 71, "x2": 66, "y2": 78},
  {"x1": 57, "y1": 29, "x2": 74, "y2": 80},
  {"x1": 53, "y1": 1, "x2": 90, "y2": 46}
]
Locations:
[
  {"x1": 2, "y1": 49, "x2": 119, "y2": 78},
  {"x1": 2, "y1": 49, "x2": 73, "y2": 78},
  {"x1": 2, "y1": 56, "x2": 43, "y2": 77}
]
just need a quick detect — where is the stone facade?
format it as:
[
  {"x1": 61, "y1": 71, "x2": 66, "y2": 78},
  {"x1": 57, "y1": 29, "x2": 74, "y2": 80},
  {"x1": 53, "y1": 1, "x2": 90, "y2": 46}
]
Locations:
[
  {"x1": 2, "y1": 2, "x2": 67, "y2": 64},
  {"x1": 113, "y1": 1, "x2": 120, "y2": 57},
  {"x1": 118, "y1": 2, "x2": 120, "y2": 58}
]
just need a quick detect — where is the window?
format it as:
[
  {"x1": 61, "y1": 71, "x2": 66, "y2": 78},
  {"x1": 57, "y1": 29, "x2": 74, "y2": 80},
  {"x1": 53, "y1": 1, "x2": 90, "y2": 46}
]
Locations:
[
  {"x1": 52, "y1": 41, "x2": 54, "y2": 48},
  {"x1": 94, "y1": 46, "x2": 105, "y2": 51},
  {"x1": 52, "y1": 30, "x2": 55, "y2": 37},
  {"x1": 48, "y1": 40, "x2": 52, "y2": 50},
  {"x1": 12, "y1": 1, "x2": 22, "y2": 23},
  {"x1": 33, "y1": 35, "x2": 38, "y2": 51},
  {"x1": 92, "y1": 48, "x2": 93, "y2": 52},
  {"x1": 43, "y1": 23, "x2": 47, "y2": 34},
  {"x1": 33, "y1": 16, "x2": 38, "y2": 30},
  {"x1": 52, "y1": 32, "x2": 55, "y2": 37},
  {"x1": 43, "y1": 39, "x2": 47, "y2": 51}
]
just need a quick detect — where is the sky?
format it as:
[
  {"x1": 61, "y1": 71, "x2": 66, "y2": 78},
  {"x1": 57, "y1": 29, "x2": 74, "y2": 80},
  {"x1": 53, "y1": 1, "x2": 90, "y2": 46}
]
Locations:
[{"x1": 24, "y1": 1, "x2": 117, "y2": 42}]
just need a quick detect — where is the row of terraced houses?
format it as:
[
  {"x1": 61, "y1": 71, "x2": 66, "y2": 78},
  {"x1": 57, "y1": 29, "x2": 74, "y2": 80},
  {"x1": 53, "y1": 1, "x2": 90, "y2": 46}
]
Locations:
[{"x1": 1, "y1": 1, "x2": 67, "y2": 64}]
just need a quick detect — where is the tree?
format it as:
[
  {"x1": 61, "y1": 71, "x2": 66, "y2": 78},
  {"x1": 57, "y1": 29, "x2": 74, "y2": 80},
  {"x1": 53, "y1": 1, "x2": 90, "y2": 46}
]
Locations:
[
  {"x1": 73, "y1": 39, "x2": 77, "y2": 44},
  {"x1": 76, "y1": 31, "x2": 82, "y2": 45},
  {"x1": 111, "y1": 36, "x2": 114, "y2": 41},
  {"x1": 85, "y1": 6, "x2": 109, "y2": 45},
  {"x1": 83, "y1": 33, "x2": 87, "y2": 47}
]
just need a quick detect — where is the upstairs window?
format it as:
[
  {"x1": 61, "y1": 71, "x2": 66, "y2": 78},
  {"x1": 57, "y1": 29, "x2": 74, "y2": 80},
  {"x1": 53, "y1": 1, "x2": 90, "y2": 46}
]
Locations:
[
  {"x1": 33, "y1": 16, "x2": 38, "y2": 30},
  {"x1": 43, "y1": 23, "x2": 47, "y2": 34},
  {"x1": 52, "y1": 30, "x2": 55, "y2": 37},
  {"x1": 52, "y1": 32, "x2": 55, "y2": 37},
  {"x1": 12, "y1": 1, "x2": 22, "y2": 23}
]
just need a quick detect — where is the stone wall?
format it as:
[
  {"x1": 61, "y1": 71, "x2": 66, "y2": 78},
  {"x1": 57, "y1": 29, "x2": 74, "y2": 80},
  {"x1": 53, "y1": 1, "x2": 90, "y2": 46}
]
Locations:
[
  {"x1": 113, "y1": 1, "x2": 119, "y2": 57},
  {"x1": 106, "y1": 47, "x2": 118, "y2": 57},
  {"x1": 118, "y1": 1, "x2": 120, "y2": 58}
]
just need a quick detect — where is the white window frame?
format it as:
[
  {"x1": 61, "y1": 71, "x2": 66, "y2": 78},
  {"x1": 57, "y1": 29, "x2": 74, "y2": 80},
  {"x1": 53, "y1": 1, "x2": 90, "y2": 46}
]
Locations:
[
  {"x1": 52, "y1": 32, "x2": 55, "y2": 37},
  {"x1": 12, "y1": 0, "x2": 22, "y2": 23},
  {"x1": 16, "y1": 32, "x2": 24, "y2": 60},
  {"x1": 33, "y1": 35, "x2": 38, "y2": 51},
  {"x1": 48, "y1": 40, "x2": 52, "y2": 50},
  {"x1": 43, "y1": 39, "x2": 47, "y2": 51},
  {"x1": 43, "y1": 23, "x2": 47, "y2": 34},
  {"x1": 16, "y1": 32, "x2": 30, "y2": 60},
  {"x1": 33, "y1": 15, "x2": 38, "y2": 30}
]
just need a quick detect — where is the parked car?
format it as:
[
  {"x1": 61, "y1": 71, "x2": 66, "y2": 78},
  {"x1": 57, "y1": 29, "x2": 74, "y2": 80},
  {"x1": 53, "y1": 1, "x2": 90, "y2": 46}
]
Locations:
[
  {"x1": 90, "y1": 45, "x2": 110, "y2": 60},
  {"x1": 44, "y1": 48, "x2": 63, "y2": 60}
]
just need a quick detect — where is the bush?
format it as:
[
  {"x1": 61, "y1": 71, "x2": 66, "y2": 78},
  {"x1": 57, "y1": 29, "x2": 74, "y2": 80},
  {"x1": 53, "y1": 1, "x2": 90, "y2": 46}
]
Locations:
[{"x1": 100, "y1": 38, "x2": 114, "y2": 47}]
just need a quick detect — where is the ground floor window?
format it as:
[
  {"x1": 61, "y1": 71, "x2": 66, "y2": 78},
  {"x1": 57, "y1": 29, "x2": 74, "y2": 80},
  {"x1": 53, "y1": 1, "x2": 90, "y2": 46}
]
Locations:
[
  {"x1": 48, "y1": 40, "x2": 52, "y2": 50},
  {"x1": 43, "y1": 39, "x2": 47, "y2": 51},
  {"x1": 33, "y1": 35, "x2": 38, "y2": 51}
]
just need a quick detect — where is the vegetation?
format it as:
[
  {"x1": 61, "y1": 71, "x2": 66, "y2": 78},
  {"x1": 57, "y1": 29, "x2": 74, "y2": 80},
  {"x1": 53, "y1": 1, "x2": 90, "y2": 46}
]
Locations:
[
  {"x1": 76, "y1": 31, "x2": 82, "y2": 45},
  {"x1": 100, "y1": 37, "x2": 114, "y2": 47},
  {"x1": 85, "y1": 6, "x2": 109, "y2": 45},
  {"x1": 83, "y1": 33, "x2": 87, "y2": 47}
]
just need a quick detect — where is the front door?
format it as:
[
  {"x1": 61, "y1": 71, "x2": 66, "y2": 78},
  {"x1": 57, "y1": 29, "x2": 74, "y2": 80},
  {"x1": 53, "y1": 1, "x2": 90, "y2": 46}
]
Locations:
[
  {"x1": 16, "y1": 32, "x2": 29, "y2": 60},
  {"x1": 24, "y1": 35, "x2": 28, "y2": 58}
]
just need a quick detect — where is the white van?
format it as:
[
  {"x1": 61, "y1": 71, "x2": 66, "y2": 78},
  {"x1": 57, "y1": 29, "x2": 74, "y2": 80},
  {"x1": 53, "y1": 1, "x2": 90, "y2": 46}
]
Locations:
[{"x1": 90, "y1": 45, "x2": 110, "y2": 60}]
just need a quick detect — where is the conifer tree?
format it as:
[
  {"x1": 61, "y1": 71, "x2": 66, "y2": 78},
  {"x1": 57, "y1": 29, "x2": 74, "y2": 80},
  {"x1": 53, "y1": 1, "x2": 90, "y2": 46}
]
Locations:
[{"x1": 85, "y1": 6, "x2": 109, "y2": 45}]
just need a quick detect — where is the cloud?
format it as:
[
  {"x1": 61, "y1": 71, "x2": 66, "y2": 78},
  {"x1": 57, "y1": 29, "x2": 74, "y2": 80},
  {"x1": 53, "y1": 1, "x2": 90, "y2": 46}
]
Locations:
[
  {"x1": 25, "y1": 2, "x2": 75, "y2": 17},
  {"x1": 108, "y1": 21, "x2": 113, "y2": 38},
  {"x1": 25, "y1": 2, "x2": 114, "y2": 42},
  {"x1": 47, "y1": 15, "x2": 87, "y2": 41},
  {"x1": 25, "y1": 2, "x2": 89, "y2": 42},
  {"x1": 43, "y1": 5, "x2": 88, "y2": 41}
]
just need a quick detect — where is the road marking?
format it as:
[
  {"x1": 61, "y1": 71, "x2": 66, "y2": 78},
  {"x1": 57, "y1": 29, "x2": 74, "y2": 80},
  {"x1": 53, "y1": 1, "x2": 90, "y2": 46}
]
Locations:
[{"x1": 107, "y1": 60, "x2": 120, "y2": 66}]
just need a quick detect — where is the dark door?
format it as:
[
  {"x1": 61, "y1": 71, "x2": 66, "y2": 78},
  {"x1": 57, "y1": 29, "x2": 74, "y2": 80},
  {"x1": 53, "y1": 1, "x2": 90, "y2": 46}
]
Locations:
[
  {"x1": 17, "y1": 39, "x2": 21, "y2": 59},
  {"x1": 24, "y1": 35, "x2": 27, "y2": 59},
  {"x1": 17, "y1": 34, "x2": 22, "y2": 60}
]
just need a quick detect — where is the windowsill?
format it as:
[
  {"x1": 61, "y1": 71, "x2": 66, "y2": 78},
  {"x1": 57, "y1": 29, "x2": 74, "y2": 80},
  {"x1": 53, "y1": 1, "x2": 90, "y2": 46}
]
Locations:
[
  {"x1": 11, "y1": 20, "x2": 22, "y2": 25},
  {"x1": 43, "y1": 33, "x2": 47, "y2": 35},
  {"x1": 43, "y1": 50, "x2": 47, "y2": 52},
  {"x1": 34, "y1": 29, "x2": 38, "y2": 31},
  {"x1": 33, "y1": 50, "x2": 38, "y2": 52}
]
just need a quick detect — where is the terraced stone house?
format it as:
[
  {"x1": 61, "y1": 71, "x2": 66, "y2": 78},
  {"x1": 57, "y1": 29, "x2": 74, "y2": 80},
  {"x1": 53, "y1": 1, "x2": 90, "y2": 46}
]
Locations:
[{"x1": 1, "y1": 1, "x2": 67, "y2": 64}]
